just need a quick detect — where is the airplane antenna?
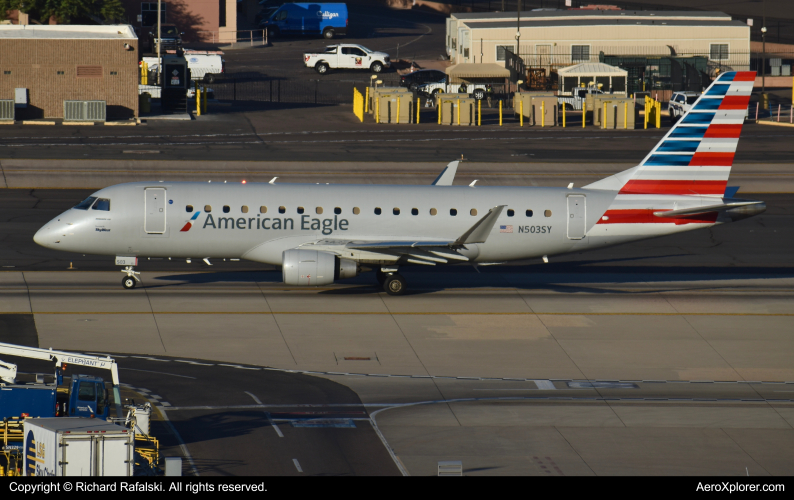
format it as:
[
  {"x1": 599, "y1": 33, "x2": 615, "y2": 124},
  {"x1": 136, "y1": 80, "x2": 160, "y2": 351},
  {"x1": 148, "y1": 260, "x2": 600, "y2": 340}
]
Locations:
[
  {"x1": 269, "y1": 177, "x2": 278, "y2": 184},
  {"x1": 203, "y1": 258, "x2": 212, "y2": 266}
]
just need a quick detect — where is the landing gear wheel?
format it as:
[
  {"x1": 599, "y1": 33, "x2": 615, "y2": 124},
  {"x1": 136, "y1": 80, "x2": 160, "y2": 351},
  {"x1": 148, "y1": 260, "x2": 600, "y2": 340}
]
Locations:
[
  {"x1": 383, "y1": 273, "x2": 406, "y2": 296},
  {"x1": 122, "y1": 276, "x2": 137, "y2": 289},
  {"x1": 376, "y1": 270, "x2": 387, "y2": 285}
]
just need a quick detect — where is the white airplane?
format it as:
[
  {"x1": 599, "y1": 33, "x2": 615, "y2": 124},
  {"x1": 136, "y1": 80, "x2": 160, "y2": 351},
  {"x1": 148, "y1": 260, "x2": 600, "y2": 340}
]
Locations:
[{"x1": 34, "y1": 71, "x2": 764, "y2": 295}]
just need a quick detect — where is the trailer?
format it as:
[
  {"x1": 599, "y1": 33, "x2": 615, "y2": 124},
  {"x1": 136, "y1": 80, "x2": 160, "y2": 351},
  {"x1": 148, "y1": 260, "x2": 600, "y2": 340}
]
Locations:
[{"x1": 23, "y1": 418, "x2": 133, "y2": 476}]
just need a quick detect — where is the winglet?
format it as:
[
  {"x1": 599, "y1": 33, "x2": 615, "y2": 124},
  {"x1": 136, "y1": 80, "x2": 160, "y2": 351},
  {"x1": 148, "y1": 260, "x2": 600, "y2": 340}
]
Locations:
[
  {"x1": 431, "y1": 160, "x2": 459, "y2": 186},
  {"x1": 453, "y1": 205, "x2": 505, "y2": 245}
]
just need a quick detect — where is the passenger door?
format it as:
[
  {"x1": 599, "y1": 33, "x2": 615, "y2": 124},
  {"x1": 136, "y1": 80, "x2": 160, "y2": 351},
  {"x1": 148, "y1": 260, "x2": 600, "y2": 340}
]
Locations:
[
  {"x1": 567, "y1": 195, "x2": 586, "y2": 239},
  {"x1": 145, "y1": 188, "x2": 167, "y2": 234}
]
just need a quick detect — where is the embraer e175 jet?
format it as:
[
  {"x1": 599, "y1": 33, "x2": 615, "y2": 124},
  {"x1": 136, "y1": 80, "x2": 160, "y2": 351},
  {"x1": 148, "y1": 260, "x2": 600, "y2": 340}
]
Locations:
[{"x1": 34, "y1": 71, "x2": 765, "y2": 295}]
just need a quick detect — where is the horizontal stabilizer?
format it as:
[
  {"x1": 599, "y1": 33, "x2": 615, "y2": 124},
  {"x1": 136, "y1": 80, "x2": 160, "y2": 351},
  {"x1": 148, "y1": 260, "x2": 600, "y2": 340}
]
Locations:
[
  {"x1": 654, "y1": 200, "x2": 764, "y2": 218},
  {"x1": 432, "y1": 161, "x2": 459, "y2": 186}
]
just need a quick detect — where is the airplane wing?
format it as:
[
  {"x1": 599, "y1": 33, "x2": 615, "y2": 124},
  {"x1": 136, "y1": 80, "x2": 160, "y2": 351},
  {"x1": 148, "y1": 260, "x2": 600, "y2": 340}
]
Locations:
[
  {"x1": 431, "y1": 160, "x2": 459, "y2": 186},
  {"x1": 311, "y1": 206, "x2": 505, "y2": 265}
]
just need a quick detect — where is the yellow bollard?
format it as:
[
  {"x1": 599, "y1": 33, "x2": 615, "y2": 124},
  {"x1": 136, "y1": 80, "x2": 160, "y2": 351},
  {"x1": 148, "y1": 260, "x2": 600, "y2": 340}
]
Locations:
[
  {"x1": 562, "y1": 102, "x2": 566, "y2": 128},
  {"x1": 644, "y1": 97, "x2": 648, "y2": 130},
  {"x1": 520, "y1": 100, "x2": 523, "y2": 127},
  {"x1": 416, "y1": 97, "x2": 420, "y2": 124},
  {"x1": 376, "y1": 97, "x2": 380, "y2": 124},
  {"x1": 541, "y1": 100, "x2": 545, "y2": 127},
  {"x1": 499, "y1": 100, "x2": 502, "y2": 126},
  {"x1": 141, "y1": 61, "x2": 148, "y2": 85},
  {"x1": 457, "y1": 97, "x2": 460, "y2": 126},
  {"x1": 396, "y1": 97, "x2": 400, "y2": 124},
  {"x1": 603, "y1": 102, "x2": 607, "y2": 129},
  {"x1": 365, "y1": 87, "x2": 369, "y2": 113},
  {"x1": 582, "y1": 101, "x2": 586, "y2": 128},
  {"x1": 438, "y1": 100, "x2": 441, "y2": 124},
  {"x1": 656, "y1": 101, "x2": 661, "y2": 128},
  {"x1": 624, "y1": 101, "x2": 628, "y2": 129},
  {"x1": 196, "y1": 84, "x2": 201, "y2": 117},
  {"x1": 203, "y1": 85, "x2": 208, "y2": 114},
  {"x1": 478, "y1": 99, "x2": 481, "y2": 126}
]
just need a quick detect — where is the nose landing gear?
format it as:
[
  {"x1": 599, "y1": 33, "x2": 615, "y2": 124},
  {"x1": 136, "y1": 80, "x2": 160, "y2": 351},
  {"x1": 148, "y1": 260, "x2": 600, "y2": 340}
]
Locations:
[{"x1": 121, "y1": 266, "x2": 141, "y2": 289}]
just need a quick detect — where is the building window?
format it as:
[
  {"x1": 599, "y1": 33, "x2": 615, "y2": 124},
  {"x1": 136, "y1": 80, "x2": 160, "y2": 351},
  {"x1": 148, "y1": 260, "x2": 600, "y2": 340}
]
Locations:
[
  {"x1": 109, "y1": 71, "x2": 118, "y2": 76},
  {"x1": 710, "y1": 44, "x2": 729, "y2": 61},
  {"x1": 496, "y1": 45, "x2": 511, "y2": 61},
  {"x1": 3, "y1": 71, "x2": 10, "y2": 75},
  {"x1": 572, "y1": 45, "x2": 590, "y2": 63},
  {"x1": 219, "y1": 0, "x2": 227, "y2": 28},
  {"x1": 186, "y1": 205, "x2": 193, "y2": 212},
  {"x1": 241, "y1": 206, "x2": 249, "y2": 213},
  {"x1": 56, "y1": 71, "x2": 65, "y2": 75},
  {"x1": 76, "y1": 66, "x2": 103, "y2": 78},
  {"x1": 141, "y1": 2, "x2": 166, "y2": 27},
  {"x1": 260, "y1": 206, "x2": 267, "y2": 213}
]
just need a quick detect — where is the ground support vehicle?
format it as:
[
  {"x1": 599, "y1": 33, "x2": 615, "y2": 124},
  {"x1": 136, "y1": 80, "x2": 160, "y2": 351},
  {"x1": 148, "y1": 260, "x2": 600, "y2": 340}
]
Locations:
[
  {"x1": 23, "y1": 418, "x2": 134, "y2": 476},
  {"x1": 259, "y1": 3, "x2": 348, "y2": 39},
  {"x1": 669, "y1": 91, "x2": 701, "y2": 122},
  {"x1": 148, "y1": 24, "x2": 182, "y2": 53},
  {"x1": 400, "y1": 69, "x2": 446, "y2": 91},
  {"x1": 304, "y1": 44, "x2": 390, "y2": 74},
  {"x1": 417, "y1": 80, "x2": 490, "y2": 101}
]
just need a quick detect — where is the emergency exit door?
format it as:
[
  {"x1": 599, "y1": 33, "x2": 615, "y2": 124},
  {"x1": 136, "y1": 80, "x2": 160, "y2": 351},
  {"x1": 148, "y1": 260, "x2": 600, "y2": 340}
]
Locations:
[
  {"x1": 145, "y1": 188, "x2": 166, "y2": 233},
  {"x1": 567, "y1": 195, "x2": 586, "y2": 240}
]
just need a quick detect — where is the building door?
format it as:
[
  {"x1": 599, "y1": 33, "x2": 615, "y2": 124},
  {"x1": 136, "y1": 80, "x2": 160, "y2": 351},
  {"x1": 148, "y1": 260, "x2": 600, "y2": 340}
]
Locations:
[
  {"x1": 145, "y1": 188, "x2": 166, "y2": 234},
  {"x1": 567, "y1": 195, "x2": 586, "y2": 240}
]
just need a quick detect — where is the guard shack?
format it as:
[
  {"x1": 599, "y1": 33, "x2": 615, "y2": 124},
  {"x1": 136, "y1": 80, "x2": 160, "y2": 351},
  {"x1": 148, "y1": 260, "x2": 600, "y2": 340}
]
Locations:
[{"x1": 557, "y1": 62, "x2": 628, "y2": 97}]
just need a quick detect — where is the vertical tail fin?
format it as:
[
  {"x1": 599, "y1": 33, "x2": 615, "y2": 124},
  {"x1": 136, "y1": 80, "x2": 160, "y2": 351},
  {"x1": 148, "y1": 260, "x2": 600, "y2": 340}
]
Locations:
[{"x1": 585, "y1": 71, "x2": 756, "y2": 197}]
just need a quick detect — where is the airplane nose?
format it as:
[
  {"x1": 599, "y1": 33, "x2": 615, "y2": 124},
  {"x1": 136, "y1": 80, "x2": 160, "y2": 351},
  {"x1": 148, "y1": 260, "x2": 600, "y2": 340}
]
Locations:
[{"x1": 33, "y1": 226, "x2": 55, "y2": 248}]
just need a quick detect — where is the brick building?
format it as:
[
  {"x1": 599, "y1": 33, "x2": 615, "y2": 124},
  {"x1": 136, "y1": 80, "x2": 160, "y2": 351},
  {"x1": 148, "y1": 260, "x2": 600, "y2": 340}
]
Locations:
[{"x1": 0, "y1": 25, "x2": 139, "y2": 120}]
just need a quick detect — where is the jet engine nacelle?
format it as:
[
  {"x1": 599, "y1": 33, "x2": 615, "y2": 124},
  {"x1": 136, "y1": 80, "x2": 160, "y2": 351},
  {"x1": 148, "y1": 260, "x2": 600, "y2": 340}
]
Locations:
[{"x1": 282, "y1": 249, "x2": 357, "y2": 286}]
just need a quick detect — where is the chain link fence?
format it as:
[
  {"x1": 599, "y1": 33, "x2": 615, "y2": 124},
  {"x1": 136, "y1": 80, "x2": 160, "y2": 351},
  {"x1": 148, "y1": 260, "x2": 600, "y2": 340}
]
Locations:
[{"x1": 208, "y1": 75, "x2": 401, "y2": 104}]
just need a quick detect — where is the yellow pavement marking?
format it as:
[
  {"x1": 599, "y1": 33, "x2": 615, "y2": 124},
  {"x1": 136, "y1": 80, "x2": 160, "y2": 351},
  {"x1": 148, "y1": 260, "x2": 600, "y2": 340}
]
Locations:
[{"x1": 6, "y1": 311, "x2": 794, "y2": 316}]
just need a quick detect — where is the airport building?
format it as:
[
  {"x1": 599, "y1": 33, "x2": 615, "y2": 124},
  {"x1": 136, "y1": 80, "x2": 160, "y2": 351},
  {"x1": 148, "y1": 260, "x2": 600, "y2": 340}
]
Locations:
[
  {"x1": 445, "y1": 10, "x2": 751, "y2": 95},
  {"x1": 0, "y1": 25, "x2": 139, "y2": 120}
]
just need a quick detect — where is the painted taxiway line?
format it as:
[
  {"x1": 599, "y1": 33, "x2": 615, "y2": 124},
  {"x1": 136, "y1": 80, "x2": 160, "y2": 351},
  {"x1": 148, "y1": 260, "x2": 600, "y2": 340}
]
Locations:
[{"x1": 16, "y1": 311, "x2": 794, "y2": 317}]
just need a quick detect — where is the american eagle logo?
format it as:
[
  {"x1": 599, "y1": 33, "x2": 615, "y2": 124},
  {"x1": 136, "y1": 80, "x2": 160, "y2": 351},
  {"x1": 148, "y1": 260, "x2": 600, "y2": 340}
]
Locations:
[{"x1": 180, "y1": 212, "x2": 201, "y2": 232}]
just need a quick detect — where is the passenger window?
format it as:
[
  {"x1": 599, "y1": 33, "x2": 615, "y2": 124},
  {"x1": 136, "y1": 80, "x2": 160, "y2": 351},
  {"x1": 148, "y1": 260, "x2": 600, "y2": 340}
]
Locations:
[
  {"x1": 544, "y1": 210, "x2": 552, "y2": 217},
  {"x1": 353, "y1": 207, "x2": 360, "y2": 215},
  {"x1": 316, "y1": 207, "x2": 323, "y2": 215},
  {"x1": 92, "y1": 198, "x2": 110, "y2": 211},
  {"x1": 279, "y1": 206, "x2": 286, "y2": 214},
  {"x1": 450, "y1": 208, "x2": 457, "y2": 216},
  {"x1": 393, "y1": 208, "x2": 400, "y2": 215},
  {"x1": 507, "y1": 209, "x2": 514, "y2": 217},
  {"x1": 526, "y1": 210, "x2": 533, "y2": 217},
  {"x1": 297, "y1": 207, "x2": 304, "y2": 214},
  {"x1": 260, "y1": 206, "x2": 267, "y2": 214},
  {"x1": 411, "y1": 208, "x2": 418, "y2": 216},
  {"x1": 241, "y1": 206, "x2": 249, "y2": 213},
  {"x1": 334, "y1": 207, "x2": 341, "y2": 215},
  {"x1": 430, "y1": 208, "x2": 437, "y2": 216},
  {"x1": 186, "y1": 205, "x2": 194, "y2": 213},
  {"x1": 374, "y1": 207, "x2": 382, "y2": 215},
  {"x1": 470, "y1": 209, "x2": 478, "y2": 216},
  {"x1": 223, "y1": 205, "x2": 230, "y2": 213},
  {"x1": 77, "y1": 381, "x2": 96, "y2": 402},
  {"x1": 73, "y1": 196, "x2": 97, "y2": 210},
  {"x1": 204, "y1": 205, "x2": 212, "y2": 212}
]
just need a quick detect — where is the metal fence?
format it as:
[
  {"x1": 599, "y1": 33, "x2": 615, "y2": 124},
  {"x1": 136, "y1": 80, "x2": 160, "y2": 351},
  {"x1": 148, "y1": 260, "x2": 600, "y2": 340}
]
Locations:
[{"x1": 209, "y1": 75, "x2": 401, "y2": 105}]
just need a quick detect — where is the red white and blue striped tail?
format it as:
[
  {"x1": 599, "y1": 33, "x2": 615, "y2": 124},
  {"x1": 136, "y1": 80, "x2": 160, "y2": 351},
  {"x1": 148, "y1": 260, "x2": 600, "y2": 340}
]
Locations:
[{"x1": 586, "y1": 71, "x2": 755, "y2": 197}]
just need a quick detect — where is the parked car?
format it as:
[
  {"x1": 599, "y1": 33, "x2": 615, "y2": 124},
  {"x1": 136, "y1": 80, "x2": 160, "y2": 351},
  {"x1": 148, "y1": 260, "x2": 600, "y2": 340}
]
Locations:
[
  {"x1": 669, "y1": 91, "x2": 700, "y2": 122},
  {"x1": 416, "y1": 79, "x2": 490, "y2": 100},
  {"x1": 260, "y1": 3, "x2": 347, "y2": 39},
  {"x1": 304, "y1": 44, "x2": 389, "y2": 74},
  {"x1": 148, "y1": 24, "x2": 182, "y2": 53},
  {"x1": 400, "y1": 69, "x2": 446, "y2": 91}
]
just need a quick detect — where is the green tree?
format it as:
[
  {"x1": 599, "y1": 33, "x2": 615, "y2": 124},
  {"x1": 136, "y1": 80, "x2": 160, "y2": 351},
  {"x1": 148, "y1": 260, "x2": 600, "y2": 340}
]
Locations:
[{"x1": 0, "y1": 0, "x2": 125, "y2": 24}]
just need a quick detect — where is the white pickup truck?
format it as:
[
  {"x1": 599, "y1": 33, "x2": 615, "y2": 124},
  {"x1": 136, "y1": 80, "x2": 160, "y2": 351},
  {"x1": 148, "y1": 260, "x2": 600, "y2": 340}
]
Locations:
[
  {"x1": 416, "y1": 80, "x2": 489, "y2": 100},
  {"x1": 304, "y1": 44, "x2": 390, "y2": 74}
]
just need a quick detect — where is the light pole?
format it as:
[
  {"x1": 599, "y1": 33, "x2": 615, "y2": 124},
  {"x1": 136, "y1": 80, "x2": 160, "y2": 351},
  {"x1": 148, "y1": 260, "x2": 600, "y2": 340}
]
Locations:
[
  {"x1": 157, "y1": 0, "x2": 162, "y2": 86},
  {"x1": 761, "y1": 25, "x2": 767, "y2": 94}
]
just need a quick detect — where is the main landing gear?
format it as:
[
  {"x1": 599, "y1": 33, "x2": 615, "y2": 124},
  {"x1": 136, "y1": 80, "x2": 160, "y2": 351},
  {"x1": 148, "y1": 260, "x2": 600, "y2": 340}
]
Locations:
[
  {"x1": 376, "y1": 268, "x2": 406, "y2": 296},
  {"x1": 121, "y1": 266, "x2": 141, "y2": 290}
]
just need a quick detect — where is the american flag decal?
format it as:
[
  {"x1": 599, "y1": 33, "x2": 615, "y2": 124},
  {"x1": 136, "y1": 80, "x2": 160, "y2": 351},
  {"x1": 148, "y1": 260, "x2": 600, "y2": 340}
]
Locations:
[{"x1": 500, "y1": 225, "x2": 513, "y2": 233}]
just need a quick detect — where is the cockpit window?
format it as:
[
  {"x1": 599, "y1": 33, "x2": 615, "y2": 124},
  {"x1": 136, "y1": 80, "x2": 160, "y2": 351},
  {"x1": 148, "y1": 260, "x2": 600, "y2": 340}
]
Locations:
[
  {"x1": 74, "y1": 197, "x2": 97, "y2": 210},
  {"x1": 92, "y1": 198, "x2": 110, "y2": 211}
]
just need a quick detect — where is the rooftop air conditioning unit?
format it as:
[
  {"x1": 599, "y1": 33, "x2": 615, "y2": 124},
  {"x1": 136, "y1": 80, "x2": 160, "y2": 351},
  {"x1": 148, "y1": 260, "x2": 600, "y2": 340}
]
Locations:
[{"x1": 64, "y1": 100, "x2": 106, "y2": 122}]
